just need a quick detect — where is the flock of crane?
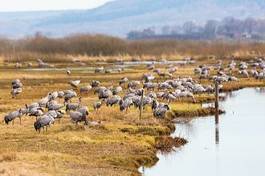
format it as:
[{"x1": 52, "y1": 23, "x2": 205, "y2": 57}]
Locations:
[{"x1": 4, "y1": 57, "x2": 265, "y2": 133}]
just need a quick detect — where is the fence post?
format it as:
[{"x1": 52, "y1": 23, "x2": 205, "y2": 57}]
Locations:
[
  {"x1": 214, "y1": 80, "x2": 219, "y2": 124},
  {"x1": 214, "y1": 80, "x2": 220, "y2": 144},
  {"x1": 139, "y1": 89, "x2": 144, "y2": 120}
]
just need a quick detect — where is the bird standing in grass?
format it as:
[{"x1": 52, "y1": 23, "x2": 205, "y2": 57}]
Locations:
[
  {"x1": 11, "y1": 79, "x2": 23, "y2": 98},
  {"x1": 69, "y1": 80, "x2": 81, "y2": 88},
  {"x1": 69, "y1": 106, "x2": 89, "y2": 125},
  {"x1": 34, "y1": 114, "x2": 55, "y2": 133},
  {"x1": 93, "y1": 101, "x2": 102, "y2": 111},
  {"x1": 4, "y1": 109, "x2": 23, "y2": 125}
]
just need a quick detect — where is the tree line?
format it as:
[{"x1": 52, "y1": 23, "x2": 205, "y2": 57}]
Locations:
[
  {"x1": 1, "y1": 33, "x2": 265, "y2": 61},
  {"x1": 127, "y1": 17, "x2": 265, "y2": 41}
]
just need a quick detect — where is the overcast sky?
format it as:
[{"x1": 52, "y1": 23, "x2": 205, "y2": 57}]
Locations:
[{"x1": 0, "y1": 0, "x2": 113, "y2": 12}]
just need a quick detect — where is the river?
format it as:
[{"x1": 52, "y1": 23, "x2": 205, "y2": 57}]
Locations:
[{"x1": 143, "y1": 88, "x2": 265, "y2": 176}]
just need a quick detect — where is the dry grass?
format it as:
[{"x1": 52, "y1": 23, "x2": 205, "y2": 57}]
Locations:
[
  {"x1": 155, "y1": 136, "x2": 188, "y2": 153},
  {"x1": 0, "y1": 64, "x2": 184, "y2": 176},
  {"x1": 2, "y1": 35, "x2": 265, "y2": 63},
  {"x1": 0, "y1": 55, "x2": 264, "y2": 176},
  {"x1": 222, "y1": 79, "x2": 265, "y2": 92}
]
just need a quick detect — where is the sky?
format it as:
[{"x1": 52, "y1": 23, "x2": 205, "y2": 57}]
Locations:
[{"x1": 0, "y1": 0, "x2": 113, "y2": 12}]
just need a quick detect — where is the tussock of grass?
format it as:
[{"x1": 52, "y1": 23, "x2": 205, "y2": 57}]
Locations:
[
  {"x1": 120, "y1": 126, "x2": 171, "y2": 136},
  {"x1": 104, "y1": 152, "x2": 158, "y2": 170},
  {"x1": 155, "y1": 136, "x2": 187, "y2": 153},
  {"x1": 58, "y1": 124, "x2": 86, "y2": 132},
  {"x1": 167, "y1": 102, "x2": 225, "y2": 118},
  {"x1": 170, "y1": 103, "x2": 202, "y2": 112},
  {"x1": 0, "y1": 153, "x2": 17, "y2": 162},
  {"x1": 222, "y1": 79, "x2": 265, "y2": 92},
  {"x1": 171, "y1": 107, "x2": 224, "y2": 118},
  {"x1": 194, "y1": 94, "x2": 216, "y2": 103}
]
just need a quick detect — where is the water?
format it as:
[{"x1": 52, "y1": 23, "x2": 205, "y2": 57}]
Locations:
[
  {"x1": 119, "y1": 60, "x2": 195, "y2": 66},
  {"x1": 144, "y1": 88, "x2": 265, "y2": 176},
  {"x1": 19, "y1": 60, "x2": 195, "y2": 72}
]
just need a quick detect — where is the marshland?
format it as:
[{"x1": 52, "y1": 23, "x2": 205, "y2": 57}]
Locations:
[{"x1": 0, "y1": 35, "x2": 265, "y2": 176}]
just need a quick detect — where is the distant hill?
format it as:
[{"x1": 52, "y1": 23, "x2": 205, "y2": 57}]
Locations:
[{"x1": 1, "y1": 0, "x2": 265, "y2": 38}]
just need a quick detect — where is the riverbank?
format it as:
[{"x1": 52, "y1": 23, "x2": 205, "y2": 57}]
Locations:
[{"x1": 0, "y1": 59, "x2": 265, "y2": 176}]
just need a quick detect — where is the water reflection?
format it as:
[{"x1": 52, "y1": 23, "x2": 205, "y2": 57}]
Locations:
[
  {"x1": 215, "y1": 119, "x2": 219, "y2": 145},
  {"x1": 144, "y1": 88, "x2": 265, "y2": 176},
  {"x1": 255, "y1": 87, "x2": 265, "y2": 93}
]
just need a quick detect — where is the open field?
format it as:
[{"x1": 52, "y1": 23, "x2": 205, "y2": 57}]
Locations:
[{"x1": 0, "y1": 55, "x2": 265, "y2": 176}]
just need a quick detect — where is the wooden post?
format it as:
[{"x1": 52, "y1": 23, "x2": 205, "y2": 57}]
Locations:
[
  {"x1": 139, "y1": 89, "x2": 144, "y2": 120},
  {"x1": 214, "y1": 80, "x2": 220, "y2": 144},
  {"x1": 215, "y1": 80, "x2": 219, "y2": 124}
]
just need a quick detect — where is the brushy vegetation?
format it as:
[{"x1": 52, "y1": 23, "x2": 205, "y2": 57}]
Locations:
[{"x1": 2, "y1": 34, "x2": 265, "y2": 61}]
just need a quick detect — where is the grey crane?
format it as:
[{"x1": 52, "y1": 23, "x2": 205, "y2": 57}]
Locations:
[
  {"x1": 34, "y1": 114, "x2": 55, "y2": 133},
  {"x1": 98, "y1": 88, "x2": 113, "y2": 100},
  {"x1": 46, "y1": 100, "x2": 64, "y2": 111},
  {"x1": 4, "y1": 109, "x2": 23, "y2": 125},
  {"x1": 64, "y1": 90, "x2": 77, "y2": 102},
  {"x1": 69, "y1": 80, "x2": 81, "y2": 88},
  {"x1": 95, "y1": 67, "x2": 104, "y2": 73},
  {"x1": 38, "y1": 96, "x2": 50, "y2": 108},
  {"x1": 106, "y1": 95, "x2": 121, "y2": 107},
  {"x1": 152, "y1": 100, "x2": 170, "y2": 119},
  {"x1": 46, "y1": 110, "x2": 65, "y2": 122},
  {"x1": 69, "y1": 107, "x2": 89, "y2": 125},
  {"x1": 142, "y1": 73, "x2": 155, "y2": 83},
  {"x1": 48, "y1": 91, "x2": 59, "y2": 100},
  {"x1": 11, "y1": 88, "x2": 22, "y2": 98},
  {"x1": 168, "y1": 66, "x2": 177, "y2": 74},
  {"x1": 11, "y1": 79, "x2": 23, "y2": 98},
  {"x1": 119, "y1": 77, "x2": 129, "y2": 85},
  {"x1": 128, "y1": 81, "x2": 141, "y2": 89},
  {"x1": 119, "y1": 98, "x2": 133, "y2": 111},
  {"x1": 80, "y1": 85, "x2": 92, "y2": 94},
  {"x1": 91, "y1": 80, "x2": 101, "y2": 88},
  {"x1": 37, "y1": 59, "x2": 53, "y2": 68},
  {"x1": 66, "y1": 69, "x2": 71, "y2": 75},
  {"x1": 28, "y1": 107, "x2": 44, "y2": 121},
  {"x1": 112, "y1": 86, "x2": 123, "y2": 95},
  {"x1": 143, "y1": 82, "x2": 157, "y2": 90},
  {"x1": 93, "y1": 101, "x2": 102, "y2": 111},
  {"x1": 66, "y1": 97, "x2": 82, "y2": 112}
]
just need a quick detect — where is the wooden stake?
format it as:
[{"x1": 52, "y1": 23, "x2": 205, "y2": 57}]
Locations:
[
  {"x1": 139, "y1": 89, "x2": 144, "y2": 120},
  {"x1": 215, "y1": 80, "x2": 219, "y2": 124},
  {"x1": 214, "y1": 80, "x2": 220, "y2": 144}
]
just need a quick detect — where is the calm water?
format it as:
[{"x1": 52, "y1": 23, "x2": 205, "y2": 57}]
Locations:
[{"x1": 144, "y1": 88, "x2": 265, "y2": 176}]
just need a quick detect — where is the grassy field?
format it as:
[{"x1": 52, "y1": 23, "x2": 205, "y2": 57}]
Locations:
[{"x1": 0, "y1": 55, "x2": 264, "y2": 176}]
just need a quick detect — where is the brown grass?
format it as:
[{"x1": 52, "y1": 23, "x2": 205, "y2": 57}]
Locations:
[
  {"x1": 171, "y1": 107, "x2": 225, "y2": 118},
  {"x1": 1, "y1": 35, "x2": 265, "y2": 63},
  {"x1": 155, "y1": 136, "x2": 188, "y2": 153},
  {"x1": 0, "y1": 153, "x2": 17, "y2": 162},
  {"x1": 0, "y1": 55, "x2": 264, "y2": 176},
  {"x1": 0, "y1": 65, "x2": 188, "y2": 176}
]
